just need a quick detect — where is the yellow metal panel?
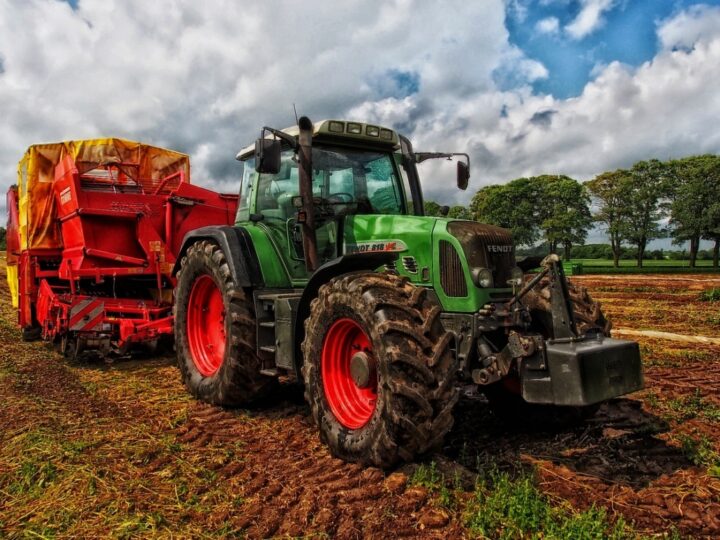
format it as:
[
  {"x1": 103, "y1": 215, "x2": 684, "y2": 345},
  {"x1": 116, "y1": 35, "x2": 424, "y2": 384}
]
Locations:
[{"x1": 6, "y1": 264, "x2": 18, "y2": 308}]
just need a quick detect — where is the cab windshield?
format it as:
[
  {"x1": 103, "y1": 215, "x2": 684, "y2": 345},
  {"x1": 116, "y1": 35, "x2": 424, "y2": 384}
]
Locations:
[{"x1": 248, "y1": 146, "x2": 405, "y2": 222}]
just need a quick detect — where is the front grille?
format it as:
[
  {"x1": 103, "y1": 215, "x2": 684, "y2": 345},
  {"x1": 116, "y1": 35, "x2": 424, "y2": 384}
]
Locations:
[
  {"x1": 446, "y1": 221, "x2": 515, "y2": 287},
  {"x1": 439, "y1": 240, "x2": 468, "y2": 297}
]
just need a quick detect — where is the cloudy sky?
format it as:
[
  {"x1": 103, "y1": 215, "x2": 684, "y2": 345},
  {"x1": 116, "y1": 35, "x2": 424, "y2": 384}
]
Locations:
[{"x1": 1, "y1": 0, "x2": 719, "y2": 244}]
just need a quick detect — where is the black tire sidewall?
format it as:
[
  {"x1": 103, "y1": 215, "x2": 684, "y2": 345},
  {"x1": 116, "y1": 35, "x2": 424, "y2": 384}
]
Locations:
[
  {"x1": 174, "y1": 246, "x2": 237, "y2": 405},
  {"x1": 304, "y1": 299, "x2": 390, "y2": 459}
]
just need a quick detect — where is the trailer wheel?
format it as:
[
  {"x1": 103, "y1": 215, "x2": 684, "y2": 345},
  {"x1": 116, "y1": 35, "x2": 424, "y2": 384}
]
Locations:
[
  {"x1": 302, "y1": 272, "x2": 458, "y2": 468},
  {"x1": 21, "y1": 326, "x2": 42, "y2": 342},
  {"x1": 174, "y1": 240, "x2": 274, "y2": 406}
]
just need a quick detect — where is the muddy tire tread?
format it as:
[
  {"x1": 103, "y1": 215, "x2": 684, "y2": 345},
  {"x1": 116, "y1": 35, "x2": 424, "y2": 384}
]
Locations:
[
  {"x1": 174, "y1": 240, "x2": 274, "y2": 406},
  {"x1": 302, "y1": 272, "x2": 458, "y2": 468}
]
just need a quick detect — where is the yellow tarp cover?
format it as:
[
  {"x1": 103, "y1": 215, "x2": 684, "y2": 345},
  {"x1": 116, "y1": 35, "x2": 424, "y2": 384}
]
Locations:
[
  {"x1": 6, "y1": 265, "x2": 18, "y2": 308},
  {"x1": 17, "y1": 138, "x2": 191, "y2": 251}
]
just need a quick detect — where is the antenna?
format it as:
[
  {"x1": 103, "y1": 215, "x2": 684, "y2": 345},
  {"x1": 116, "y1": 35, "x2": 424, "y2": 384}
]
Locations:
[{"x1": 293, "y1": 103, "x2": 299, "y2": 125}]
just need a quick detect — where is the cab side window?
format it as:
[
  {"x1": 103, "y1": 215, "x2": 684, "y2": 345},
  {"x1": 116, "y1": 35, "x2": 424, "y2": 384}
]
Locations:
[
  {"x1": 256, "y1": 150, "x2": 299, "y2": 221},
  {"x1": 366, "y1": 156, "x2": 403, "y2": 214}
]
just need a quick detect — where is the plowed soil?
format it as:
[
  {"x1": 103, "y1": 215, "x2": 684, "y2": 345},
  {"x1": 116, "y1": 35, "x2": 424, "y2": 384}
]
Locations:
[{"x1": 2, "y1": 265, "x2": 720, "y2": 538}]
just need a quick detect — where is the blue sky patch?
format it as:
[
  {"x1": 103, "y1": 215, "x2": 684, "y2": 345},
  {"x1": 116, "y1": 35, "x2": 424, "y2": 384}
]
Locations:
[
  {"x1": 371, "y1": 68, "x2": 420, "y2": 99},
  {"x1": 387, "y1": 69, "x2": 420, "y2": 97},
  {"x1": 506, "y1": 0, "x2": 720, "y2": 98}
]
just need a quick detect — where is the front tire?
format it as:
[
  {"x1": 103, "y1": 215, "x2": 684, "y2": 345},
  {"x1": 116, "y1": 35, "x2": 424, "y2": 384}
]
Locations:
[
  {"x1": 302, "y1": 272, "x2": 459, "y2": 468},
  {"x1": 524, "y1": 276, "x2": 612, "y2": 336},
  {"x1": 174, "y1": 240, "x2": 274, "y2": 406}
]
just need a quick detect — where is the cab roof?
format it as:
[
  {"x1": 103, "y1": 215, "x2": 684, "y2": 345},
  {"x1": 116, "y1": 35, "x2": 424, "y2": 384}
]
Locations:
[{"x1": 236, "y1": 119, "x2": 400, "y2": 160}]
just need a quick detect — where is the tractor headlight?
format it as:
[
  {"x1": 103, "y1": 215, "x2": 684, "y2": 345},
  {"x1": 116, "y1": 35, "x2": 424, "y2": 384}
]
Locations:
[
  {"x1": 507, "y1": 266, "x2": 524, "y2": 287},
  {"x1": 472, "y1": 267, "x2": 494, "y2": 288}
]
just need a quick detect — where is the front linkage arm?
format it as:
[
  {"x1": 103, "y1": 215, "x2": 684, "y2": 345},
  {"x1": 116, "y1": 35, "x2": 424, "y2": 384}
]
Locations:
[
  {"x1": 473, "y1": 254, "x2": 643, "y2": 406},
  {"x1": 472, "y1": 255, "x2": 579, "y2": 386}
]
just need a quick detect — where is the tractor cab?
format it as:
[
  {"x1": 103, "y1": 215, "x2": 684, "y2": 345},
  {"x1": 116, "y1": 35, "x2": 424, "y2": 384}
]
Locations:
[{"x1": 237, "y1": 140, "x2": 409, "y2": 279}]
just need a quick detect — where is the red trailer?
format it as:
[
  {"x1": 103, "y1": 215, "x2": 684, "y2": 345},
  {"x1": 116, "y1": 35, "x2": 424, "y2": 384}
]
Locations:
[{"x1": 6, "y1": 138, "x2": 238, "y2": 356}]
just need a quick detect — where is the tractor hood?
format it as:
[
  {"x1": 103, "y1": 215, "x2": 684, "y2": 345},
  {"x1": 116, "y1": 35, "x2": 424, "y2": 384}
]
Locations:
[
  {"x1": 343, "y1": 215, "x2": 516, "y2": 312},
  {"x1": 343, "y1": 214, "x2": 435, "y2": 272}
]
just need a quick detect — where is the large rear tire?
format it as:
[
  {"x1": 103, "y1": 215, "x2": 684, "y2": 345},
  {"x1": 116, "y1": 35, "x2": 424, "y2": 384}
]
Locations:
[
  {"x1": 174, "y1": 240, "x2": 274, "y2": 406},
  {"x1": 302, "y1": 272, "x2": 459, "y2": 468}
]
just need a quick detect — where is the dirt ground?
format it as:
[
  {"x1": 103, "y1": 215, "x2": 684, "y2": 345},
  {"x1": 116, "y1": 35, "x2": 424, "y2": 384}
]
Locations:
[{"x1": 1, "y1": 268, "x2": 720, "y2": 538}]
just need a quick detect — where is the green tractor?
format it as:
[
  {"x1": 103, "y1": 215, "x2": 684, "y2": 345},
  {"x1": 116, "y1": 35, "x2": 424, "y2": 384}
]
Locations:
[{"x1": 173, "y1": 117, "x2": 643, "y2": 468}]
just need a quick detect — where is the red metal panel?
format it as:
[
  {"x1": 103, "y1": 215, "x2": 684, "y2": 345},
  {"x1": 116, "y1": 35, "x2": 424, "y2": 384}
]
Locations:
[{"x1": 10, "y1": 140, "x2": 238, "y2": 353}]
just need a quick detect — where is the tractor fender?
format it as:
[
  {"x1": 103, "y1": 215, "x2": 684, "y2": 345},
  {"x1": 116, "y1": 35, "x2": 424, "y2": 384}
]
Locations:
[
  {"x1": 173, "y1": 226, "x2": 264, "y2": 288},
  {"x1": 293, "y1": 251, "x2": 399, "y2": 369}
]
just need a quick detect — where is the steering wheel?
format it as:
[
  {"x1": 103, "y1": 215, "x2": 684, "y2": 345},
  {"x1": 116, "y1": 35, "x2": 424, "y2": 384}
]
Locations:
[{"x1": 326, "y1": 192, "x2": 354, "y2": 204}]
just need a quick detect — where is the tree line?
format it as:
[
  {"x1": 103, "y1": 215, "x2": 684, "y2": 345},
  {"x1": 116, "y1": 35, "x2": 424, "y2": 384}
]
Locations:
[{"x1": 424, "y1": 154, "x2": 720, "y2": 268}]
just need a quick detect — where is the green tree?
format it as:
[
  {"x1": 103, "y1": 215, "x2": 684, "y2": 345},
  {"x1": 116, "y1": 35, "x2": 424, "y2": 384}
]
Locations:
[
  {"x1": 423, "y1": 200, "x2": 442, "y2": 217},
  {"x1": 620, "y1": 159, "x2": 671, "y2": 267},
  {"x1": 702, "y1": 155, "x2": 720, "y2": 268},
  {"x1": 447, "y1": 205, "x2": 471, "y2": 220},
  {"x1": 586, "y1": 170, "x2": 632, "y2": 267},
  {"x1": 470, "y1": 180, "x2": 541, "y2": 247},
  {"x1": 706, "y1": 199, "x2": 720, "y2": 268},
  {"x1": 534, "y1": 175, "x2": 592, "y2": 259},
  {"x1": 669, "y1": 156, "x2": 720, "y2": 267},
  {"x1": 697, "y1": 156, "x2": 720, "y2": 267}
]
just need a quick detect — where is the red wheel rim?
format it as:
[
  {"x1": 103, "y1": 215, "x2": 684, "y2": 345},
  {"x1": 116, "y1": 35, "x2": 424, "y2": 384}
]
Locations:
[
  {"x1": 186, "y1": 274, "x2": 226, "y2": 376},
  {"x1": 321, "y1": 318, "x2": 378, "y2": 429}
]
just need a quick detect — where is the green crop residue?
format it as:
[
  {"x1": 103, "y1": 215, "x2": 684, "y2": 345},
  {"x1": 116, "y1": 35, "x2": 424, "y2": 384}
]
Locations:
[
  {"x1": 410, "y1": 461, "x2": 442, "y2": 491},
  {"x1": 464, "y1": 468, "x2": 632, "y2": 540},
  {"x1": 677, "y1": 433, "x2": 720, "y2": 469},
  {"x1": 699, "y1": 288, "x2": 720, "y2": 302},
  {"x1": 409, "y1": 461, "x2": 462, "y2": 510}
]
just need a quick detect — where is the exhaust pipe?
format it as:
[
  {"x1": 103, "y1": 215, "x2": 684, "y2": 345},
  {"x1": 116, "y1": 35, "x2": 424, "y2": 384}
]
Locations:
[{"x1": 297, "y1": 116, "x2": 319, "y2": 272}]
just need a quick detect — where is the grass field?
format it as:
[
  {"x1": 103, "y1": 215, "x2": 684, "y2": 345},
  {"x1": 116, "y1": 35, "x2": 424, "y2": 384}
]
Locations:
[
  {"x1": 564, "y1": 259, "x2": 720, "y2": 275},
  {"x1": 572, "y1": 259, "x2": 716, "y2": 267}
]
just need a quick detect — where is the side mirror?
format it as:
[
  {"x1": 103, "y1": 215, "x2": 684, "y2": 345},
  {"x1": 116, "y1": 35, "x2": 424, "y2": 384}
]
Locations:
[
  {"x1": 439, "y1": 205, "x2": 450, "y2": 217},
  {"x1": 255, "y1": 138, "x2": 282, "y2": 174},
  {"x1": 457, "y1": 161, "x2": 469, "y2": 191}
]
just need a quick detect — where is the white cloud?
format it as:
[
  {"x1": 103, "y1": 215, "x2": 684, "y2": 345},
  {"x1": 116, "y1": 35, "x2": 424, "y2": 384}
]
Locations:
[
  {"x1": 536, "y1": 16, "x2": 560, "y2": 35},
  {"x1": 496, "y1": 11, "x2": 720, "y2": 185},
  {"x1": 506, "y1": 0, "x2": 529, "y2": 22},
  {"x1": 658, "y1": 4, "x2": 720, "y2": 50},
  {"x1": 0, "y1": 0, "x2": 530, "y2": 195},
  {"x1": 0, "y1": 0, "x2": 718, "y2": 213},
  {"x1": 350, "y1": 4, "x2": 720, "y2": 203},
  {"x1": 565, "y1": 0, "x2": 615, "y2": 40}
]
